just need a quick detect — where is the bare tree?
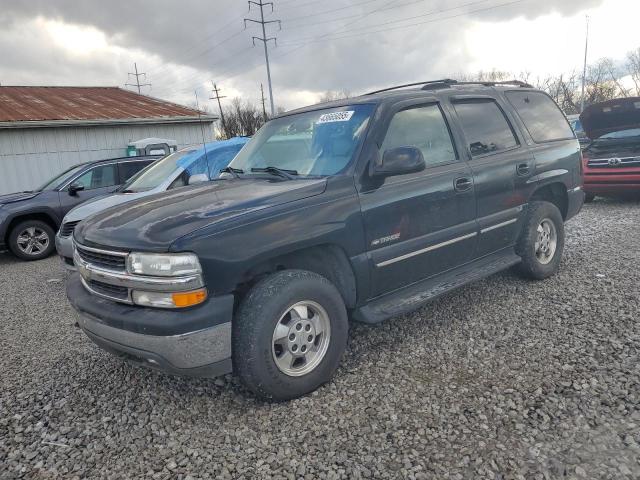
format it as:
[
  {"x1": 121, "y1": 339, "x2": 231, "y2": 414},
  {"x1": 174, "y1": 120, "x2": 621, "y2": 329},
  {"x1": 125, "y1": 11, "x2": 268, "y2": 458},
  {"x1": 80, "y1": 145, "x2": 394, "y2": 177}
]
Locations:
[
  {"x1": 319, "y1": 89, "x2": 351, "y2": 103},
  {"x1": 218, "y1": 98, "x2": 272, "y2": 139},
  {"x1": 625, "y1": 48, "x2": 640, "y2": 96}
]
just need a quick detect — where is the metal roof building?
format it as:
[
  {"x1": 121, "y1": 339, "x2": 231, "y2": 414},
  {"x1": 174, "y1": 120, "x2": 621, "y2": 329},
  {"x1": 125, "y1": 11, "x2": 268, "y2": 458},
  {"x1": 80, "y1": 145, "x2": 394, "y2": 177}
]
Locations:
[{"x1": 0, "y1": 86, "x2": 218, "y2": 194}]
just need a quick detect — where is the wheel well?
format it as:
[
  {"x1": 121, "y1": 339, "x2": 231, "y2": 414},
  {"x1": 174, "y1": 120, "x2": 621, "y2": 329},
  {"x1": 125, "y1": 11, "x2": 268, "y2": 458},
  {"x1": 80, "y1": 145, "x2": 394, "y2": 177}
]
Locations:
[
  {"x1": 237, "y1": 245, "x2": 358, "y2": 309},
  {"x1": 530, "y1": 183, "x2": 568, "y2": 219},
  {"x1": 4, "y1": 213, "x2": 58, "y2": 245}
]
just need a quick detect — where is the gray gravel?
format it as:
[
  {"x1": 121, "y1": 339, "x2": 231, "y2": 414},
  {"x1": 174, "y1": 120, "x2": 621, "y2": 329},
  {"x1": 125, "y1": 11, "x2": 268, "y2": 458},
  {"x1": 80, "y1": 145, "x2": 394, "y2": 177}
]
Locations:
[{"x1": 1, "y1": 198, "x2": 639, "y2": 479}]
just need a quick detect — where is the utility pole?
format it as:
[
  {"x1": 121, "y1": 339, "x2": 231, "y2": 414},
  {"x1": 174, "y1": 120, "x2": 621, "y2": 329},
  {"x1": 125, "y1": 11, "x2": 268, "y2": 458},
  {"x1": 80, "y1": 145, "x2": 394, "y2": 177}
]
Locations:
[
  {"x1": 580, "y1": 15, "x2": 589, "y2": 113},
  {"x1": 245, "y1": 1, "x2": 280, "y2": 116},
  {"x1": 210, "y1": 82, "x2": 228, "y2": 138},
  {"x1": 125, "y1": 63, "x2": 151, "y2": 94},
  {"x1": 260, "y1": 83, "x2": 268, "y2": 122}
]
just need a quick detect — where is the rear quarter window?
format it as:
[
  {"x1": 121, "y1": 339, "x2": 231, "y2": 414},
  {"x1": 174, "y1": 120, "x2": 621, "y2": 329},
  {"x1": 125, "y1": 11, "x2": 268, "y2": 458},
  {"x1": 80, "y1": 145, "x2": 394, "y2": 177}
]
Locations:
[{"x1": 505, "y1": 91, "x2": 574, "y2": 143}]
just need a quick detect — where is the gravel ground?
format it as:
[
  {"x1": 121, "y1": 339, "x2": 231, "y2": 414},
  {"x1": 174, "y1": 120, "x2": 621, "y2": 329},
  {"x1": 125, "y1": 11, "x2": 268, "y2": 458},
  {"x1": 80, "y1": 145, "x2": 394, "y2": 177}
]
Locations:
[{"x1": 1, "y1": 198, "x2": 639, "y2": 480}]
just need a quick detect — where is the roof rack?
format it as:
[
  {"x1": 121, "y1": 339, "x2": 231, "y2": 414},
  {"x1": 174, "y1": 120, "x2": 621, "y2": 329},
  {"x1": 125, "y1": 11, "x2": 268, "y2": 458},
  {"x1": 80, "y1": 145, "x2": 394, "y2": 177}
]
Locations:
[{"x1": 363, "y1": 79, "x2": 533, "y2": 96}]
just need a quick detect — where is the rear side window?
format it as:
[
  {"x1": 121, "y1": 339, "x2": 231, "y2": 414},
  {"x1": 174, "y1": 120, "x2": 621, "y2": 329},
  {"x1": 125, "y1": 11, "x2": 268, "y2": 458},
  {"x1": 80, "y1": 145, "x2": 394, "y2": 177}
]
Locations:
[
  {"x1": 452, "y1": 100, "x2": 518, "y2": 156},
  {"x1": 381, "y1": 104, "x2": 457, "y2": 167},
  {"x1": 505, "y1": 91, "x2": 574, "y2": 142},
  {"x1": 118, "y1": 161, "x2": 151, "y2": 183}
]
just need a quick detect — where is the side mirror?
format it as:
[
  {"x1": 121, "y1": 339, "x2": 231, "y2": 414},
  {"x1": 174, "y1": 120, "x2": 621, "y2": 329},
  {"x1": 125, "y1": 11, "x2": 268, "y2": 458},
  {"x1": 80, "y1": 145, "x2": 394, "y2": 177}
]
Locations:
[
  {"x1": 188, "y1": 173, "x2": 209, "y2": 185},
  {"x1": 374, "y1": 146, "x2": 426, "y2": 178},
  {"x1": 68, "y1": 183, "x2": 85, "y2": 196}
]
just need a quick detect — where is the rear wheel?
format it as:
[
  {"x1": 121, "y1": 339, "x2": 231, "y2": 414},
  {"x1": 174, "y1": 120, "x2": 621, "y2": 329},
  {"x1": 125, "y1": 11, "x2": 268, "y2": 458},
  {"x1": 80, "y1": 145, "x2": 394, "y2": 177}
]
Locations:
[
  {"x1": 515, "y1": 201, "x2": 565, "y2": 280},
  {"x1": 8, "y1": 220, "x2": 55, "y2": 261},
  {"x1": 232, "y1": 269, "x2": 348, "y2": 401}
]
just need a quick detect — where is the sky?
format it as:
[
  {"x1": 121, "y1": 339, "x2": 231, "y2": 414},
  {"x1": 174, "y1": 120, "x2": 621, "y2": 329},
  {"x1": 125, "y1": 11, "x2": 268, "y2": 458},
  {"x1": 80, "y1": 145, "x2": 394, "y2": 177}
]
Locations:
[{"x1": 0, "y1": 0, "x2": 638, "y2": 113}]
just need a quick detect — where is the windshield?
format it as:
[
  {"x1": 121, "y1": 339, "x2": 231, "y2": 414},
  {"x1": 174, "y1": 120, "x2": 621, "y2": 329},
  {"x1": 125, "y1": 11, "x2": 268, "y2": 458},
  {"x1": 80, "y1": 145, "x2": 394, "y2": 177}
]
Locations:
[
  {"x1": 37, "y1": 164, "x2": 85, "y2": 191},
  {"x1": 122, "y1": 149, "x2": 196, "y2": 192},
  {"x1": 228, "y1": 104, "x2": 375, "y2": 177},
  {"x1": 600, "y1": 127, "x2": 640, "y2": 139}
]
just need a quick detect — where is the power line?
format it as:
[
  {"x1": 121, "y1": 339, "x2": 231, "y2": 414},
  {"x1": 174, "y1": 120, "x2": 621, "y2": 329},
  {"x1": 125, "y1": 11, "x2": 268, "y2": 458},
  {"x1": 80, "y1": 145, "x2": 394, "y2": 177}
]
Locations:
[
  {"x1": 125, "y1": 63, "x2": 151, "y2": 94},
  {"x1": 279, "y1": 0, "x2": 491, "y2": 46},
  {"x1": 210, "y1": 82, "x2": 228, "y2": 138},
  {"x1": 275, "y1": 0, "x2": 526, "y2": 52},
  {"x1": 245, "y1": 0, "x2": 281, "y2": 116}
]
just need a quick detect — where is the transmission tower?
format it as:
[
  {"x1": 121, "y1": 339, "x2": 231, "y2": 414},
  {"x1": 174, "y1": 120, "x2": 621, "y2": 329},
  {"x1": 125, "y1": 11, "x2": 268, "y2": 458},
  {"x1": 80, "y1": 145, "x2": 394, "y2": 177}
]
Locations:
[
  {"x1": 125, "y1": 63, "x2": 151, "y2": 94},
  {"x1": 244, "y1": 1, "x2": 280, "y2": 116},
  {"x1": 210, "y1": 82, "x2": 228, "y2": 138}
]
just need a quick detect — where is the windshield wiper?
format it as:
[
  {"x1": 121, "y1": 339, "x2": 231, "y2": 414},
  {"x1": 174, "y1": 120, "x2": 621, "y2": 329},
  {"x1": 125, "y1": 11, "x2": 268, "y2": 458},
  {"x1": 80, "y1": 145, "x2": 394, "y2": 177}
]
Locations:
[
  {"x1": 251, "y1": 166, "x2": 298, "y2": 180},
  {"x1": 220, "y1": 166, "x2": 244, "y2": 178}
]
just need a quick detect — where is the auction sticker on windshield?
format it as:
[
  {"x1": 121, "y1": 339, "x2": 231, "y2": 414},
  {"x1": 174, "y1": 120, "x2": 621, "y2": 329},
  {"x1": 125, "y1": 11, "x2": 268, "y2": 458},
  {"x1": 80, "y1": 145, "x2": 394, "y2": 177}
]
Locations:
[{"x1": 317, "y1": 111, "x2": 355, "y2": 124}]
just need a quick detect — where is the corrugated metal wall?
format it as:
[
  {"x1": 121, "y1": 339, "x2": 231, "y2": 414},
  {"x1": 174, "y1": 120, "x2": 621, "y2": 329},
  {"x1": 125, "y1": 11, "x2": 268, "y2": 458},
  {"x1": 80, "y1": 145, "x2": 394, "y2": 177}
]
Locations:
[{"x1": 0, "y1": 122, "x2": 215, "y2": 194}]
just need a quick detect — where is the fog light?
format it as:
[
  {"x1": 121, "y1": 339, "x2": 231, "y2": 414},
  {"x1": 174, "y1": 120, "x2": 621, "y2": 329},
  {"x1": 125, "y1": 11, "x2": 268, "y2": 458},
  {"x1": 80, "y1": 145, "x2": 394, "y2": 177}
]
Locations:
[{"x1": 132, "y1": 288, "x2": 207, "y2": 308}]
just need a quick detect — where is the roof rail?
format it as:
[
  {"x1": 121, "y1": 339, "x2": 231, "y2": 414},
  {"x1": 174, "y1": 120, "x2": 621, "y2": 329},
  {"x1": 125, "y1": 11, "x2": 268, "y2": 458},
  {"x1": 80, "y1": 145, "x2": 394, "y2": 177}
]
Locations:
[
  {"x1": 363, "y1": 79, "x2": 458, "y2": 96},
  {"x1": 363, "y1": 79, "x2": 533, "y2": 96}
]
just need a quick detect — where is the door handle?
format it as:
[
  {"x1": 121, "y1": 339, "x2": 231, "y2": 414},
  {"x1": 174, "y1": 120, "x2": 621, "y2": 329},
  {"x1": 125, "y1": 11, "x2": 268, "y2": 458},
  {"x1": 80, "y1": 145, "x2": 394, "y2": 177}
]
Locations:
[
  {"x1": 454, "y1": 177, "x2": 473, "y2": 192},
  {"x1": 516, "y1": 163, "x2": 531, "y2": 176}
]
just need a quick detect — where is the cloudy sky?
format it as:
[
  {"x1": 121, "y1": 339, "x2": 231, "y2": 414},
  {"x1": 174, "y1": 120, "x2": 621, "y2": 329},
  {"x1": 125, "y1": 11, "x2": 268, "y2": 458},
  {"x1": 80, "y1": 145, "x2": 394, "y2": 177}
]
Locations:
[{"x1": 0, "y1": 0, "x2": 638, "y2": 112}]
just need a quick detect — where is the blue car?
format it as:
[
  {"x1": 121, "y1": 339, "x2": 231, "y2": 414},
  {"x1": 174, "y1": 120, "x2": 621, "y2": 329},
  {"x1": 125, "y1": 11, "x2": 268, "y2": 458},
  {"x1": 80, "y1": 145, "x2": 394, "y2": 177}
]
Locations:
[{"x1": 56, "y1": 137, "x2": 250, "y2": 268}]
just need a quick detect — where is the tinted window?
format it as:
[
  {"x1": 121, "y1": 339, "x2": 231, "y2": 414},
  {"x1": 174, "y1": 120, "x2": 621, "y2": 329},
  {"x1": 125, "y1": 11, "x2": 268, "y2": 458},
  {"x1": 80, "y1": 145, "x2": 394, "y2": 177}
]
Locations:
[
  {"x1": 72, "y1": 164, "x2": 117, "y2": 190},
  {"x1": 453, "y1": 100, "x2": 518, "y2": 156},
  {"x1": 505, "y1": 91, "x2": 574, "y2": 142},
  {"x1": 381, "y1": 104, "x2": 456, "y2": 167},
  {"x1": 118, "y1": 161, "x2": 151, "y2": 183}
]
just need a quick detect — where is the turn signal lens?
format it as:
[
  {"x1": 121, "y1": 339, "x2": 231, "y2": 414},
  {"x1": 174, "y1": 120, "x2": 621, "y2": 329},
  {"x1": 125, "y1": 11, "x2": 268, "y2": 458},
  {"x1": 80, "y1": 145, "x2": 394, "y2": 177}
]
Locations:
[
  {"x1": 172, "y1": 289, "x2": 208, "y2": 308},
  {"x1": 132, "y1": 288, "x2": 207, "y2": 308}
]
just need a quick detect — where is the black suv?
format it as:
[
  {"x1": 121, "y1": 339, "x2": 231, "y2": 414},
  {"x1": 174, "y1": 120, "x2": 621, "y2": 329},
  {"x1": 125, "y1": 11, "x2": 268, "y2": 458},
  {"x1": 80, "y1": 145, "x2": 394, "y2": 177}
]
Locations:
[
  {"x1": 66, "y1": 80, "x2": 584, "y2": 400},
  {"x1": 0, "y1": 156, "x2": 157, "y2": 261}
]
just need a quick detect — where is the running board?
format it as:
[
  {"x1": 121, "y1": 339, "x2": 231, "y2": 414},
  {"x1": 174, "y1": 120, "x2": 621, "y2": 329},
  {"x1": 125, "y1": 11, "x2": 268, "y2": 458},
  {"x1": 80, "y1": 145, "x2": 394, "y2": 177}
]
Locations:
[{"x1": 353, "y1": 249, "x2": 521, "y2": 324}]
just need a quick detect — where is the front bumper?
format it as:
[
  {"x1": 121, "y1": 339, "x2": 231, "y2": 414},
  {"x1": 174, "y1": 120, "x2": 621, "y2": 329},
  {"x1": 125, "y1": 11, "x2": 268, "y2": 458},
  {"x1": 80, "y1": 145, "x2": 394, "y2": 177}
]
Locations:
[
  {"x1": 583, "y1": 170, "x2": 640, "y2": 195},
  {"x1": 67, "y1": 273, "x2": 234, "y2": 377},
  {"x1": 55, "y1": 233, "x2": 75, "y2": 270}
]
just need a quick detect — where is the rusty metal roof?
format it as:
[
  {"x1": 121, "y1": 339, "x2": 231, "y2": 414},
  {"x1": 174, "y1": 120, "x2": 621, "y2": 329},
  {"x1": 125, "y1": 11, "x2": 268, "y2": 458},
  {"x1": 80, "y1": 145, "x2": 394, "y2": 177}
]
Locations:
[{"x1": 0, "y1": 86, "x2": 211, "y2": 123}]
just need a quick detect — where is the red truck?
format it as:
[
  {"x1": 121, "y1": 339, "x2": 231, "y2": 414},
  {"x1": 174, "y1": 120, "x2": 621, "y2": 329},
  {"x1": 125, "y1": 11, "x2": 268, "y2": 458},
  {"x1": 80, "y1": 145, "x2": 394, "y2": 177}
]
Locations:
[{"x1": 580, "y1": 97, "x2": 640, "y2": 202}]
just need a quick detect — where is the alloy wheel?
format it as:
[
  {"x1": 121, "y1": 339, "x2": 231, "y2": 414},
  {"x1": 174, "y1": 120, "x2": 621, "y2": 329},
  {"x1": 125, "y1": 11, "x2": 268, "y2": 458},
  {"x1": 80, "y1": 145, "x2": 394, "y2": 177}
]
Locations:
[{"x1": 271, "y1": 300, "x2": 331, "y2": 377}]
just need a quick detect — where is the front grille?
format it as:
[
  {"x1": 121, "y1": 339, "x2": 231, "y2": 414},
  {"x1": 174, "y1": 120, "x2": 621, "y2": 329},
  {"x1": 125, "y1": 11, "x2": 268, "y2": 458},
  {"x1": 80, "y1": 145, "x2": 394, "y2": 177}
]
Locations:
[
  {"x1": 76, "y1": 245, "x2": 127, "y2": 271},
  {"x1": 59, "y1": 221, "x2": 80, "y2": 237},
  {"x1": 88, "y1": 280, "x2": 129, "y2": 301},
  {"x1": 587, "y1": 156, "x2": 640, "y2": 168}
]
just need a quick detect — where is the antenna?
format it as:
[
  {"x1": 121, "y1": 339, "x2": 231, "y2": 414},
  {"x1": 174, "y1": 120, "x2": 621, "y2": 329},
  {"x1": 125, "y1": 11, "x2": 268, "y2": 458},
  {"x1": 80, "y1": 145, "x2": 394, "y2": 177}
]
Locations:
[
  {"x1": 125, "y1": 63, "x2": 151, "y2": 94},
  {"x1": 580, "y1": 15, "x2": 590, "y2": 112},
  {"x1": 260, "y1": 83, "x2": 268, "y2": 122},
  {"x1": 245, "y1": 0, "x2": 280, "y2": 116},
  {"x1": 193, "y1": 90, "x2": 211, "y2": 180}
]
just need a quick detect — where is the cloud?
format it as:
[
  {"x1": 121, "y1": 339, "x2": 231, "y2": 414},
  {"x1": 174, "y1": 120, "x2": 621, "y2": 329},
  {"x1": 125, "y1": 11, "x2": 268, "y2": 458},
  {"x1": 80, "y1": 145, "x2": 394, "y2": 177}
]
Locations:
[{"x1": 0, "y1": 0, "x2": 607, "y2": 110}]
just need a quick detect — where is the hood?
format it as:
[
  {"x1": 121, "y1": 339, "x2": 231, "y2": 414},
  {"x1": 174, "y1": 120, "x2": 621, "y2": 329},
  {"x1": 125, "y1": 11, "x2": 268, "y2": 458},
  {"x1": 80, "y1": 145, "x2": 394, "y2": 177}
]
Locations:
[
  {"x1": 579, "y1": 97, "x2": 640, "y2": 139},
  {"x1": 0, "y1": 191, "x2": 39, "y2": 205},
  {"x1": 63, "y1": 191, "x2": 153, "y2": 223},
  {"x1": 75, "y1": 178, "x2": 327, "y2": 251}
]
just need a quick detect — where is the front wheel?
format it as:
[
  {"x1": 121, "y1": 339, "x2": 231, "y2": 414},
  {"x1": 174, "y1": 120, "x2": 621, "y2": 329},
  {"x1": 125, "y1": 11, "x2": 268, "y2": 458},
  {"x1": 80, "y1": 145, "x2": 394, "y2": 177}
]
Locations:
[
  {"x1": 232, "y1": 270, "x2": 348, "y2": 401},
  {"x1": 8, "y1": 220, "x2": 56, "y2": 261},
  {"x1": 515, "y1": 201, "x2": 565, "y2": 280}
]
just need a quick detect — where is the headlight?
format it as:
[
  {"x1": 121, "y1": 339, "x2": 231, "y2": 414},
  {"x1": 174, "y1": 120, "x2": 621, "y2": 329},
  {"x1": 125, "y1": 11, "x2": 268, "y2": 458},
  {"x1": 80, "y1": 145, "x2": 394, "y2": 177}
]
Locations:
[{"x1": 127, "y1": 252, "x2": 202, "y2": 277}]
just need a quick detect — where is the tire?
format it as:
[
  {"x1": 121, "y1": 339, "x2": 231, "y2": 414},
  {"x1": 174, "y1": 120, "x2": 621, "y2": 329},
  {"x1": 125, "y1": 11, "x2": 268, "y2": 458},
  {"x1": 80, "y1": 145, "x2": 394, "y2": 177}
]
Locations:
[
  {"x1": 8, "y1": 220, "x2": 56, "y2": 261},
  {"x1": 233, "y1": 269, "x2": 348, "y2": 401},
  {"x1": 515, "y1": 201, "x2": 565, "y2": 280},
  {"x1": 584, "y1": 193, "x2": 595, "y2": 203}
]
